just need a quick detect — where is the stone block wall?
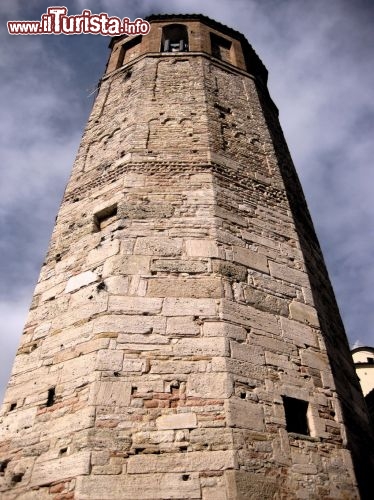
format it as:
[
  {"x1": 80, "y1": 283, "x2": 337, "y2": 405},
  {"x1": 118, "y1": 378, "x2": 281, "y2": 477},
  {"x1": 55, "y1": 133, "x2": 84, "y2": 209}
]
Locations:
[{"x1": 1, "y1": 15, "x2": 371, "y2": 499}]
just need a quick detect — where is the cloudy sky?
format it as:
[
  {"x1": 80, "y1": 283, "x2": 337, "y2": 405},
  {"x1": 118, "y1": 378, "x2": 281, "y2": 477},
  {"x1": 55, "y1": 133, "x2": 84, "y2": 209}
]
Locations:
[{"x1": 0, "y1": 0, "x2": 373, "y2": 402}]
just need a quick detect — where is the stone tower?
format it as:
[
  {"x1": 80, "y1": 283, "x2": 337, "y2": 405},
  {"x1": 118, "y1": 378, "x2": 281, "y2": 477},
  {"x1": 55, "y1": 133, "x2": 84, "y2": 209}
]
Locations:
[{"x1": 1, "y1": 14, "x2": 373, "y2": 500}]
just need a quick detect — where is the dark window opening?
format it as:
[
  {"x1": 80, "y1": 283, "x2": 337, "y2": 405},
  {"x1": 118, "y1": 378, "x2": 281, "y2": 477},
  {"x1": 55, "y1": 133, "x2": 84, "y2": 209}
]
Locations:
[
  {"x1": 93, "y1": 204, "x2": 118, "y2": 232},
  {"x1": 162, "y1": 24, "x2": 188, "y2": 52},
  {"x1": 59, "y1": 447, "x2": 68, "y2": 456},
  {"x1": 11, "y1": 472, "x2": 24, "y2": 484},
  {"x1": 9, "y1": 402, "x2": 17, "y2": 411},
  {"x1": 283, "y1": 396, "x2": 310, "y2": 435},
  {"x1": 46, "y1": 387, "x2": 56, "y2": 407},
  {"x1": 0, "y1": 460, "x2": 10, "y2": 475},
  {"x1": 118, "y1": 35, "x2": 142, "y2": 68},
  {"x1": 210, "y1": 33, "x2": 232, "y2": 63},
  {"x1": 367, "y1": 357, "x2": 374, "y2": 364}
]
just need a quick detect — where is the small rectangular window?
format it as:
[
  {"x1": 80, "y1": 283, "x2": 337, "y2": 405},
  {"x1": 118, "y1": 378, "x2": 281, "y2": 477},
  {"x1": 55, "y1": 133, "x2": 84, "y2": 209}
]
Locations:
[
  {"x1": 46, "y1": 387, "x2": 56, "y2": 407},
  {"x1": 118, "y1": 35, "x2": 142, "y2": 68},
  {"x1": 210, "y1": 33, "x2": 232, "y2": 63},
  {"x1": 367, "y1": 357, "x2": 374, "y2": 364},
  {"x1": 93, "y1": 204, "x2": 118, "y2": 232},
  {"x1": 282, "y1": 396, "x2": 310, "y2": 435}
]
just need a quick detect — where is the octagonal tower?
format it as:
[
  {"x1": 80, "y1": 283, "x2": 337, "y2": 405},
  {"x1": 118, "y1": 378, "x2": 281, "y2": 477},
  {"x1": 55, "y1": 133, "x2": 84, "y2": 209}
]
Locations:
[{"x1": 1, "y1": 14, "x2": 373, "y2": 499}]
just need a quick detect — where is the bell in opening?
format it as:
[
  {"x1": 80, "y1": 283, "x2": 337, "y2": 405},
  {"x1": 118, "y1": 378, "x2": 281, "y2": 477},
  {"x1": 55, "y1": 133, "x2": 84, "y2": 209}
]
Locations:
[{"x1": 162, "y1": 24, "x2": 188, "y2": 53}]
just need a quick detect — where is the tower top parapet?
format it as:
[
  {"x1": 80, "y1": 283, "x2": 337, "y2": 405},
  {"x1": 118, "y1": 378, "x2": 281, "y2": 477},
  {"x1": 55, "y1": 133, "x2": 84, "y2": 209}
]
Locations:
[{"x1": 107, "y1": 13, "x2": 268, "y2": 84}]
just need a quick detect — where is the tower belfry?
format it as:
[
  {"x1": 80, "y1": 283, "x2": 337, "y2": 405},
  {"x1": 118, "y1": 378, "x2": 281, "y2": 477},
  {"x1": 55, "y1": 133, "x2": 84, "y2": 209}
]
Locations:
[{"x1": 1, "y1": 14, "x2": 373, "y2": 499}]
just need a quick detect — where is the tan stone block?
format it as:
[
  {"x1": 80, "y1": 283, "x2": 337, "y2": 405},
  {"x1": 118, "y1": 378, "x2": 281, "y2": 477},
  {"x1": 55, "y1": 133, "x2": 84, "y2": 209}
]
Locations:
[
  {"x1": 122, "y1": 358, "x2": 148, "y2": 373},
  {"x1": 185, "y1": 239, "x2": 220, "y2": 257},
  {"x1": 265, "y1": 351, "x2": 292, "y2": 370},
  {"x1": 300, "y1": 349, "x2": 329, "y2": 371},
  {"x1": 104, "y1": 276, "x2": 129, "y2": 294},
  {"x1": 54, "y1": 352, "x2": 98, "y2": 384},
  {"x1": 96, "y1": 349, "x2": 123, "y2": 371},
  {"x1": 186, "y1": 373, "x2": 232, "y2": 399},
  {"x1": 225, "y1": 470, "x2": 278, "y2": 500},
  {"x1": 38, "y1": 407, "x2": 95, "y2": 439},
  {"x1": 93, "y1": 314, "x2": 166, "y2": 334},
  {"x1": 108, "y1": 296, "x2": 163, "y2": 314},
  {"x1": 86, "y1": 240, "x2": 120, "y2": 266},
  {"x1": 134, "y1": 237, "x2": 183, "y2": 256},
  {"x1": 230, "y1": 341, "x2": 265, "y2": 365},
  {"x1": 147, "y1": 277, "x2": 223, "y2": 298},
  {"x1": 65, "y1": 270, "x2": 99, "y2": 293},
  {"x1": 0, "y1": 407, "x2": 37, "y2": 436},
  {"x1": 102, "y1": 255, "x2": 150, "y2": 277},
  {"x1": 203, "y1": 322, "x2": 247, "y2": 341},
  {"x1": 289, "y1": 301, "x2": 320, "y2": 327},
  {"x1": 232, "y1": 246, "x2": 269, "y2": 273},
  {"x1": 40, "y1": 322, "x2": 94, "y2": 359},
  {"x1": 32, "y1": 322, "x2": 52, "y2": 340},
  {"x1": 163, "y1": 298, "x2": 217, "y2": 316},
  {"x1": 225, "y1": 399, "x2": 265, "y2": 430},
  {"x1": 269, "y1": 261, "x2": 310, "y2": 287},
  {"x1": 127, "y1": 450, "x2": 236, "y2": 474},
  {"x1": 53, "y1": 343, "x2": 106, "y2": 368},
  {"x1": 212, "y1": 260, "x2": 247, "y2": 281},
  {"x1": 76, "y1": 473, "x2": 201, "y2": 499},
  {"x1": 150, "y1": 359, "x2": 208, "y2": 374},
  {"x1": 156, "y1": 412, "x2": 197, "y2": 430},
  {"x1": 251, "y1": 333, "x2": 296, "y2": 355},
  {"x1": 151, "y1": 259, "x2": 208, "y2": 273},
  {"x1": 280, "y1": 317, "x2": 318, "y2": 347},
  {"x1": 243, "y1": 285, "x2": 289, "y2": 316},
  {"x1": 220, "y1": 299, "x2": 281, "y2": 336},
  {"x1": 166, "y1": 316, "x2": 200, "y2": 336},
  {"x1": 40, "y1": 281, "x2": 66, "y2": 302},
  {"x1": 174, "y1": 337, "x2": 229, "y2": 357},
  {"x1": 117, "y1": 333, "x2": 169, "y2": 345},
  {"x1": 31, "y1": 451, "x2": 91, "y2": 486},
  {"x1": 91, "y1": 381, "x2": 131, "y2": 406}
]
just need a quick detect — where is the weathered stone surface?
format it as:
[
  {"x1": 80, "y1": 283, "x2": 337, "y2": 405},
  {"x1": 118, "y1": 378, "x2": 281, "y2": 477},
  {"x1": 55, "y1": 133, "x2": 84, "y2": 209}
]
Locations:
[
  {"x1": 86, "y1": 240, "x2": 120, "y2": 266},
  {"x1": 103, "y1": 255, "x2": 150, "y2": 277},
  {"x1": 212, "y1": 260, "x2": 247, "y2": 281},
  {"x1": 280, "y1": 317, "x2": 318, "y2": 347},
  {"x1": 289, "y1": 301, "x2": 320, "y2": 327},
  {"x1": 232, "y1": 246, "x2": 269, "y2": 273},
  {"x1": 76, "y1": 473, "x2": 201, "y2": 499},
  {"x1": 108, "y1": 296, "x2": 163, "y2": 314},
  {"x1": 31, "y1": 451, "x2": 91, "y2": 486},
  {"x1": 127, "y1": 450, "x2": 237, "y2": 473},
  {"x1": 225, "y1": 470, "x2": 278, "y2": 500},
  {"x1": 175, "y1": 337, "x2": 229, "y2": 357},
  {"x1": 147, "y1": 277, "x2": 223, "y2": 298},
  {"x1": 185, "y1": 239, "x2": 220, "y2": 257},
  {"x1": 156, "y1": 412, "x2": 197, "y2": 430},
  {"x1": 134, "y1": 237, "x2": 183, "y2": 256},
  {"x1": 269, "y1": 261, "x2": 310, "y2": 288},
  {"x1": 91, "y1": 381, "x2": 131, "y2": 406},
  {"x1": 65, "y1": 271, "x2": 99, "y2": 293},
  {"x1": 151, "y1": 259, "x2": 208, "y2": 273},
  {"x1": 225, "y1": 399, "x2": 265, "y2": 431},
  {"x1": 186, "y1": 373, "x2": 233, "y2": 399},
  {"x1": 166, "y1": 316, "x2": 200, "y2": 336},
  {"x1": 96, "y1": 349, "x2": 123, "y2": 371},
  {"x1": 163, "y1": 298, "x2": 217, "y2": 316}
]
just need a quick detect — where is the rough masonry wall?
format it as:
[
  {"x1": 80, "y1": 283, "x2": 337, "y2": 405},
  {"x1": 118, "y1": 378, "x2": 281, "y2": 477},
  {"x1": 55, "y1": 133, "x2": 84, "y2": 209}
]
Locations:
[{"x1": 0, "y1": 37, "x2": 365, "y2": 500}]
